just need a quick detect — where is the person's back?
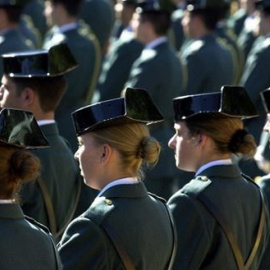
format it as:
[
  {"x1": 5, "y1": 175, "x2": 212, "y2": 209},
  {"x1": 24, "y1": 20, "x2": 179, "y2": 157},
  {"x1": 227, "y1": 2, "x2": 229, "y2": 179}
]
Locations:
[
  {"x1": 0, "y1": 108, "x2": 60, "y2": 270},
  {"x1": 181, "y1": 34, "x2": 234, "y2": 94},
  {"x1": 60, "y1": 184, "x2": 174, "y2": 269},
  {"x1": 22, "y1": 123, "x2": 81, "y2": 237},
  {"x1": 0, "y1": 210, "x2": 59, "y2": 269}
]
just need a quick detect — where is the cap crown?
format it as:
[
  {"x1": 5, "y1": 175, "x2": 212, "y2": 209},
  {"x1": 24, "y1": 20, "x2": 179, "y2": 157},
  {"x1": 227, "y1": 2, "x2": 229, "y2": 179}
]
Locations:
[
  {"x1": 72, "y1": 87, "x2": 164, "y2": 135},
  {"x1": 173, "y1": 86, "x2": 258, "y2": 121},
  {"x1": 2, "y1": 43, "x2": 78, "y2": 78}
]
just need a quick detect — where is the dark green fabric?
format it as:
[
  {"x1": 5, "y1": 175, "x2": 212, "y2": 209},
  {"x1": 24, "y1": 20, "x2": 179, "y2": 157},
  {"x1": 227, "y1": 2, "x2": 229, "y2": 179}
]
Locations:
[
  {"x1": 58, "y1": 182, "x2": 174, "y2": 269},
  {"x1": 258, "y1": 175, "x2": 270, "y2": 270},
  {"x1": 79, "y1": 0, "x2": 115, "y2": 52},
  {"x1": 21, "y1": 123, "x2": 80, "y2": 235},
  {"x1": 97, "y1": 37, "x2": 144, "y2": 101},
  {"x1": 180, "y1": 34, "x2": 234, "y2": 95},
  {"x1": 43, "y1": 25, "x2": 101, "y2": 152},
  {"x1": 168, "y1": 164, "x2": 269, "y2": 270},
  {"x1": 0, "y1": 203, "x2": 59, "y2": 269}
]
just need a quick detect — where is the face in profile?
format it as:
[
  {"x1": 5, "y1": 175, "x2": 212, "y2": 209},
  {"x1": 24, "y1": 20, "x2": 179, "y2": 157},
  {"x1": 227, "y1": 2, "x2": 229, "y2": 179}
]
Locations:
[
  {"x1": 168, "y1": 121, "x2": 198, "y2": 172},
  {"x1": 0, "y1": 76, "x2": 23, "y2": 109},
  {"x1": 74, "y1": 133, "x2": 104, "y2": 189}
]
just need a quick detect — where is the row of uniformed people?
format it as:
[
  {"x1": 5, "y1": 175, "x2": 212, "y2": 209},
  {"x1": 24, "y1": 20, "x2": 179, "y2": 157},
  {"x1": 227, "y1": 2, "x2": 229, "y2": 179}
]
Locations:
[{"x1": 1, "y1": 71, "x2": 270, "y2": 269}]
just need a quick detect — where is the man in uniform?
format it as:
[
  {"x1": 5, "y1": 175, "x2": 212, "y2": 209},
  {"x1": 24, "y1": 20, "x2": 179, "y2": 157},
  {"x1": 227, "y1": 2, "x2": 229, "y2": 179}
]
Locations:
[
  {"x1": 0, "y1": 44, "x2": 93, "y2": 241},
  {"x1": 179, "y1": 0, "x2": 235, "y2": 95}
]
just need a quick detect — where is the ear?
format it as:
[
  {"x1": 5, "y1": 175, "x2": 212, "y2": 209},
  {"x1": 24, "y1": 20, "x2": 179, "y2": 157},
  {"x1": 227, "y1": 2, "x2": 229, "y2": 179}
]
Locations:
[
  {"x1": 20, "y1": 87, "x2": 36, "y2": 108},
  {"x1": 100, "y1": 144, "x2": 113, "y2": 165},
  {"x1": 197, "y1": 133, "x2": 208, "y2": 149}
]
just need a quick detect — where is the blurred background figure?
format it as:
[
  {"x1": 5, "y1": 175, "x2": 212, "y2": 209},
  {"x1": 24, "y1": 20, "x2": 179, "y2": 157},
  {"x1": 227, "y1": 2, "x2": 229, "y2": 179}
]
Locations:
[
  {"x1": 124, "y1": 0, "x2": 187, "y2": 199},
  {"x1": 0, "y1": 108, "x2": 61, "y2": 270},
  {"x1": 58, "y1": 88, "x2": 176, "y2": 269},
  {"x1": 0, "y1": 0, "x2": 36, "y2": 78},
  {"x1": 257, "y1": 88, "x2": 270, "y2": 269},
  {"x1": 0, "y1": 44, "x2": 96, "y2": 242},
  {"x1": 239, "y1": 0, "x2": 270, "y2": 178},
  {"x1": 79, "y1": 0, "x2": 115, "y2": 55},
  {"x1": 179, "y1": 0, "x2": 235, "y2": 95},
  {"x1": 43, "y1": 0, "x2": 102, "y2": 153},
  {"x1": 95, "y1": 0, "x2": 144, "y2": 103}
]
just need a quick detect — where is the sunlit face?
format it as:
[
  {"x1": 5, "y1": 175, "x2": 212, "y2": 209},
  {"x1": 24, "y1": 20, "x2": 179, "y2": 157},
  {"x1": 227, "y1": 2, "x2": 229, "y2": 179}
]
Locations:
[
  {"x1": 0, "y1": 75, "x2": 22, "y2": 109},
  {"x1": 182, "y1": 11, "x2": 196, "y2": 39},
  {"x1": 44, "y1": 1, "x2": 57, "y2": 28},
  {"x1": 131, "y1": 12, "x2": 147, "y2": 43},
  {"x1": 168, "y1": 122, "x2": 198, "y2": 172},
  {"x1": 74, "y1": 133, "x2": 104, "y2": 189}
]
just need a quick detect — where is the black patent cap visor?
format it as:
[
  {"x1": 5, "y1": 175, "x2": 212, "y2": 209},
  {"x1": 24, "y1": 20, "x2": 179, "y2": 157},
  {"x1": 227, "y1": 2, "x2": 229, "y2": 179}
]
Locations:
[
  {"x1": 2, "y1": 43, "x2": 78, "y2": 78},
  {"x1": 173, "y1": 85, "x2": 258, "y2": 121}
]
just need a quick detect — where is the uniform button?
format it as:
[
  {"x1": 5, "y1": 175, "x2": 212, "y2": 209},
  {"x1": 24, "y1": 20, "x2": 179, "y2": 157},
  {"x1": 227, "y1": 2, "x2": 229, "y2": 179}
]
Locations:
[
  {"x1": 200, "y1": 176, "x2": 208, "y2": 181},
  {"x1": 105, "y1": 199, "x2": 113, "y2": 206}
]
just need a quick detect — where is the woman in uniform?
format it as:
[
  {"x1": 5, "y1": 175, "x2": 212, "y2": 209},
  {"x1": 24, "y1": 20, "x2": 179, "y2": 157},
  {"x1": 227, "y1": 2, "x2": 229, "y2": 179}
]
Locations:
[
  {"x1": 167, "y1": 85, "x2": 269, "y2": 270},
  {"x1": 58, "y1": 87, "x2": 176, "y2": 269},
  {"x1": 0, "y1": 108, "x2": 61, "y2": 270}
]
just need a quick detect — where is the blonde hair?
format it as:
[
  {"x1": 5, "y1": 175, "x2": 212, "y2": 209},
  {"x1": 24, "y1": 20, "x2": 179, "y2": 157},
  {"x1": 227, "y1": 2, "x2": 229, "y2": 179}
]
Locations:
[
  {"x1": 185, "y1": 116, "x2": 256, "y2": 159},
  {"x1": 92, "y1": 123, "x2": 161, "y2": 180},
  {"x1": 0, "y1": 144, "x2": 40, "y2": 199}
]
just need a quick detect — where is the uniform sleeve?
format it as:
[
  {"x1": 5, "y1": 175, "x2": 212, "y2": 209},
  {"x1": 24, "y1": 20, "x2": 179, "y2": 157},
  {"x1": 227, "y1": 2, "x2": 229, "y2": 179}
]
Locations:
[
  {"x1": 167, "y1": 192, "x2": 212, "y2": 270},
  {"x1": 58, "y1": 217, "x2": 109, "y2": 270}
]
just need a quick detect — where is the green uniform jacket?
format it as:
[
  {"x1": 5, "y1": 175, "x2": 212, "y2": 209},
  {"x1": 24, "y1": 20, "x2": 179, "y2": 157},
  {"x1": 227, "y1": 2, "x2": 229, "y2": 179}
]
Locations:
[
  {"x1": 258, "y1": 175, "x2": 270, "y2": 270},
  {"x1": 181, "y1": 34, "x2": 234, "y2": 95},
  {"x1": 79, "y1": 0, "x2": 115, "y2": 52},
  {"x1": 0, "y1": 203, "x2": 60, "y2": 270},
  {"x1": 43, "y1": 25, "x2": 101, "y2": 152},
  {"x1": 58, "y1": 182, "x2": 175, "y2": 270},
  {"x1": 240, "y1": 36, "x2": 270, "y2": 143},
  {"x1": 21, "y1": 123, "x2": 80, "y2": 238},
  {"x1": 97, "y1": 37, "x2": 144, "y2": 101},
  {"x1": 168, "y1": 164, "x2": 269, "y2": 270},
  {"x1": 0, "y1": 28, "x2": 34, "y2": 78}
]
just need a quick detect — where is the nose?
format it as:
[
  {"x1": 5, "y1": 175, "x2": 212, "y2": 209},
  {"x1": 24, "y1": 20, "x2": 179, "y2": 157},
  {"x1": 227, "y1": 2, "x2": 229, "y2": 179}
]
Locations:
[
  {"x1": 263, "y1": 120, "x2": 270, "y2": 132},
  {"x1": 168, "y1": 135, "x2": 176, "y2": 149}
]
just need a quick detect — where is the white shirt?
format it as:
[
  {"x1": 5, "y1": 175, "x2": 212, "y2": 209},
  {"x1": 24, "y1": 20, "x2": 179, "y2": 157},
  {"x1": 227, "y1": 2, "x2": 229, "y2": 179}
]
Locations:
[
  {"x1": 196, "y1": 159, "x2": 233, "y2": 176},
  {"x1": 98, "y1": 177, "x2": 139, "y2": 197},
  {"x1": 59, "y1": 23, "x2": 77, "y2": 33},
  {"x1": 145, "y1": 36, "x2": 168, "y2": 49},
  {"x1": 37, "y1": 120, "x2": 55, "y2": 126}
]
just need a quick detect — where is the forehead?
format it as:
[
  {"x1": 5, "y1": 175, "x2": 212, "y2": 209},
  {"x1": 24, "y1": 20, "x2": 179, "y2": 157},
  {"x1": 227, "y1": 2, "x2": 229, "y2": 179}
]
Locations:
[{"x1": 174, "y1": 121, "x2": 188, "y2": 131}]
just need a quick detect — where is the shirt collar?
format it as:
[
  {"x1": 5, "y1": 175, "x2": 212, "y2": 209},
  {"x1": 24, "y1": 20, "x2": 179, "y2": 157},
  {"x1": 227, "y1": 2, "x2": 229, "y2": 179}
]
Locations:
[
  {"x1": 59, "y1": 22, "x2": 77, "y2": 33},
  {"x1": 145, "y1": 36, "x2": 167, "y2": 49},
  {"x1": 98, "y1": 177, "x2": 138, "y2": 197},
  {"x1": 37, "y1": 120, "x2": 55, "y2": 126},
  {"x1": 196, "y1": 159, "x2": 232, "y2": 176}
]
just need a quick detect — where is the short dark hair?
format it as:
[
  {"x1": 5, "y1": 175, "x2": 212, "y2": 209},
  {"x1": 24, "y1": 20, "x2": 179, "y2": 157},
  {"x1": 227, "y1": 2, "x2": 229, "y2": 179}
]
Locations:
[
  {"x1": 190, "y1": 9, "x2": 222, "y2": 31},
  {"x1": 1, "y1": 6, "x2": 23, "y2": 23},
  {"x1": 140, "y1": 11, "x2": 171, "y2": 35},
  {"x1": 49, "y1": 0, "x2": 83, "y2": 16},
  {"x1": 11, "y1": 76, "x2": 67, "y2": 113}
]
